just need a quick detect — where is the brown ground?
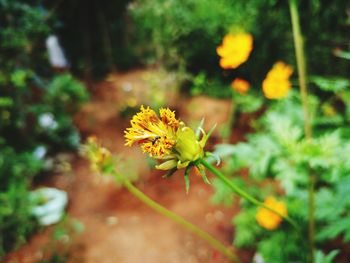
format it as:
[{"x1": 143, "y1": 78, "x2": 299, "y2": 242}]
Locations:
[{"x1": 4, "y1": 69, "x2": 252, "y2": 263}]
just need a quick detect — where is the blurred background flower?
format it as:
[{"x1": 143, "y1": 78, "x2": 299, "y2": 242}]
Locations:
[
  {"x1": 262, "y1": 61, "x2": 293, "y2": 99},
  {"x1": 216, "y1": 33, "x2": 253, "y2": 69}
]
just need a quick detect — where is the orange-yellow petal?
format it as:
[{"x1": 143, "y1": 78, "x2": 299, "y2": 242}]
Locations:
[
  {"x1": 231, "y1": 78, "x2": 250, "y2": 94},
  {"x1": 124, "y1": 106, "x2": 178, "y2": 157},
  {"x1": 216, "y1": 33, "x2": 253, "y2": 69},
  {"x1": 262, "y1": 62, "x2": 293, "y2": 99},
  {"x1": 256, "y1": 196, "x2": 287, "y2": 230}
]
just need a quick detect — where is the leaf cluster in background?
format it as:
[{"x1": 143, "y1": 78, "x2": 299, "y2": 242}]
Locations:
[
  {"x1": 0, "y1": 1, "x2": 88, "y2": 256},
  {"x1": 127, "y1": 0, "x2": 349, "y2": 86},
  {"x1": 211, "y1": 86, "x2": 350, "y2": 262},
  {"x1": 0, "y1": 143, "x2": 43, "y2": 257}
]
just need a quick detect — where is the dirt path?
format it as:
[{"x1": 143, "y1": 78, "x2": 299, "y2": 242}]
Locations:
[{"x1": 4, "y1": 69, "x2": 251, "y2": 263}]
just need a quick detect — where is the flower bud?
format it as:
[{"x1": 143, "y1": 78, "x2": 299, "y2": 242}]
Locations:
[{"x1": 175, "y1": 127, "x2": 204, "y2": 163}]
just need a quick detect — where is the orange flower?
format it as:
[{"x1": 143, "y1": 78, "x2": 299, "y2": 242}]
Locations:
[
  {"x1": 256, "y1": 196, "x2": 287, "y2": 230},
  {"x1": 216, "y1": 33, "x2": 253, "y2": 69},
  {"x1": 262, "y1": 62, "x2": 293, "y2": 99},
  {"x1": 231, "y1": 78, "x2": 250, "y2": 94}
]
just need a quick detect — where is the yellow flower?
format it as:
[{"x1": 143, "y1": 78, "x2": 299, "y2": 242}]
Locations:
[
  {"x1": 80, "y1": 136, "x2": 112, "y2": 172},
  {"x1": 124, "y1": 106, "x2": 179, "y2": 157},
  {"x1": 231, "y1": 78, "x2": 250, "y2": 94},
  {"x1": 125, "y1": 106, "x2": 210, "y2": 171},
  {"x1": 216, "y1": 33, "x2": 253, "y2": 69},
  {"x1": 262, "y1": 62, "x2": 293, "y2": 99},
  {"x1": 256, "y1": 196, "x2": 287, "y2": 230},
  {"x1": 322, "y1": 104, "x2": 336, "y2": 117}
]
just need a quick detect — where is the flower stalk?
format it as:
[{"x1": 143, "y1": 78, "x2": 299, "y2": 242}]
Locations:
[
  {"x1": 81, "y1": 137, "x2": 238, "y2": 262},
  {"x1": 111, "y1": 169, "x2": 238, "y2": 262},
  {"x1": 289, "y1": 0, "x2": 315, "y2": 262},
  {"x1": 289, "y1": 0, "x2": 312, "y2": 139},
  {"x1": 122, "y1": 105, "x2": 300, "y2": 260},
  {"x1": 199, "y1": 158, "x2": 299, "y2": 230}
]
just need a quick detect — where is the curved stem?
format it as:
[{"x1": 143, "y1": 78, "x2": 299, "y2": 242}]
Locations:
[
  {"x1": 289, "y1": 1, "x2": 315, "y2": 262},
  {"x1": 111, "y1": 170, "x2": 238, "y2": 262},
  {"x1": 199, "y1": 159, "x2": 299, "y2": 230}
]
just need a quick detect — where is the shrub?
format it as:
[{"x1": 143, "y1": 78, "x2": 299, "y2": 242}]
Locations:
[{"x1": 0, "y1": 1, "x2": 88, "y2": 256}]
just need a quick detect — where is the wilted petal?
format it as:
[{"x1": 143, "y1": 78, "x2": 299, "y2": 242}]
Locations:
[{"x1": 156, "y1": 159, "x2": 177, "y2": 170}]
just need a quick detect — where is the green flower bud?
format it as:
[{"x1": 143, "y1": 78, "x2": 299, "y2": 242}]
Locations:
[
  {"x1": 155, "y1": 159, "x2": 177, "y2": 170},
  {"x1": 174, "y1": 127, "x2": 204, "y2": 164}
]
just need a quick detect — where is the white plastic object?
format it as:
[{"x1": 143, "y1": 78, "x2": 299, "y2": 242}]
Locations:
[
  {"x1": 30, "y1": 187, "x2": 68, "y2": 226},
  {"x1": 46, "y1": 35, "x2": 68, "y2": 68}
]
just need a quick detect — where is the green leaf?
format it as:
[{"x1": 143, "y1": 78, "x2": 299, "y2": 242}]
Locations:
[
  {"x1": 310, "y1": 76, "x2": 350, "y2": 92},
  {"x1": 258, "y1": 230, "x2": 303, "y2": 262},
  {"x1": 234, "y1": 92, "x2": 263, "y2": 113},
  {"x1": 211, "y1": 178, "x2": 234, "y2": 206},
  {"x1": 272, "y1": 159, "x2": 308, "y2": 194},
  {"x1": 196, "y1": 164, "x2": 211, "y2": 185},
  {"x1": 315, "y1": 250, "x2": 339, "y2": 263},
  {"x1": 265, "y1": 112, "x2": 302, "y2": 145},
  {"x1": 317, "y1": 217, "x2": 350, "y2": 241},
  {"x1": 233, "y1": 208, "x2": 261, "y2": 247},
  {"x1": 0, "y1": 97, "x2": 13, "y2": 107},
  {"x1": 10, "y1": 70, "x2": 29, "y2": 88},
  {"x1": 334, "y1": 49, "x2": 350, "y2": 60}
]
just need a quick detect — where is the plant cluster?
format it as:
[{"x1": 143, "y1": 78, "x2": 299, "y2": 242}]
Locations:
[
  {"x1": 209, "y1": 1, "x2": 350, "y2": 261},
  {"x1": 127, "y1": 0, "x2": 348, "y2": 94},
  {"x1": 82, "y1": 1, "x2": 350, "y2": 262},
  {"x1": 0, "y1": 1, "x2": 88, "y2": 257},
  {"x1": 213, "y1": 87, "x2": 350, "y2": 261}
]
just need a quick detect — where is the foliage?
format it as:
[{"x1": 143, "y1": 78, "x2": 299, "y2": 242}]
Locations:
[
  {"x1": 309, "y1": 75, "x2": 350, "y2": 127},
  {"x1": 189, "y1": 72, "x2": 263, "y2": 114},
  {"x1": 0, "y1": 0, "x2": 88, "y2": 257},
  {"x1": 190, "y1": 72, "x2": 231, "y2": 99},
  {"x1": 128, "y1": 0, "x2": 348, "y2": 82},
  {"x1": 0, "y1": 142, "x2": 43, "y2": 257},
  {"x1": 128, "y1": 0, "x2": 246, "y2": 70},
  {"x1": 31, "y1": 73, "x2": 89, "y2": 149},
  {"x1": 212, "y1": 83, "x2": 350, "y2": 261}
]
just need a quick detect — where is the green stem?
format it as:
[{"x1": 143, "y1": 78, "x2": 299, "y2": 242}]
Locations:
[
  {"x1": 111, "y1": 170, "x2": 238, "y2": 262},
  {"x1": 199, "y1": 159, "x2": 299, "y2": 230},
  {"x1": 289, "y1": 1, "x2": 315, "y2": 262},
  {"x1": 308, "y1": 174, "x2": 316, "y2": 263},
  {"x1": 289, "y1": 0, "x2": 312, "y2": 139}
]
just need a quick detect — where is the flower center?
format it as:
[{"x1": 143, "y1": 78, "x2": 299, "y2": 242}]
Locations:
[{"x1": 124, "y1": 106, "x2": 179, "y2": 157}]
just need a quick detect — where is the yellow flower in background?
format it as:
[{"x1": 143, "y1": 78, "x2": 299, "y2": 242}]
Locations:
[
  {"x1": 256, "y1": 196, "x2": 287, "y2": 230},
  {"x1": 80, "y1": 136, "x2": 112, "y2": 172},
  {"x1": 216, "y1": 33, "x2": 253, "y2": 69},
  {"x1": 262, "y1": 62, "x2": 293, "y2": 99},
  {"x1": 322, "y1": 104, "x2": 336, "y2": 117},
  {"x1": 125, "y1": 106, "x2": 211, "y2": 171},
  {"x1": 231, "y1": 78, "x2": 250, "y2": 94}
]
